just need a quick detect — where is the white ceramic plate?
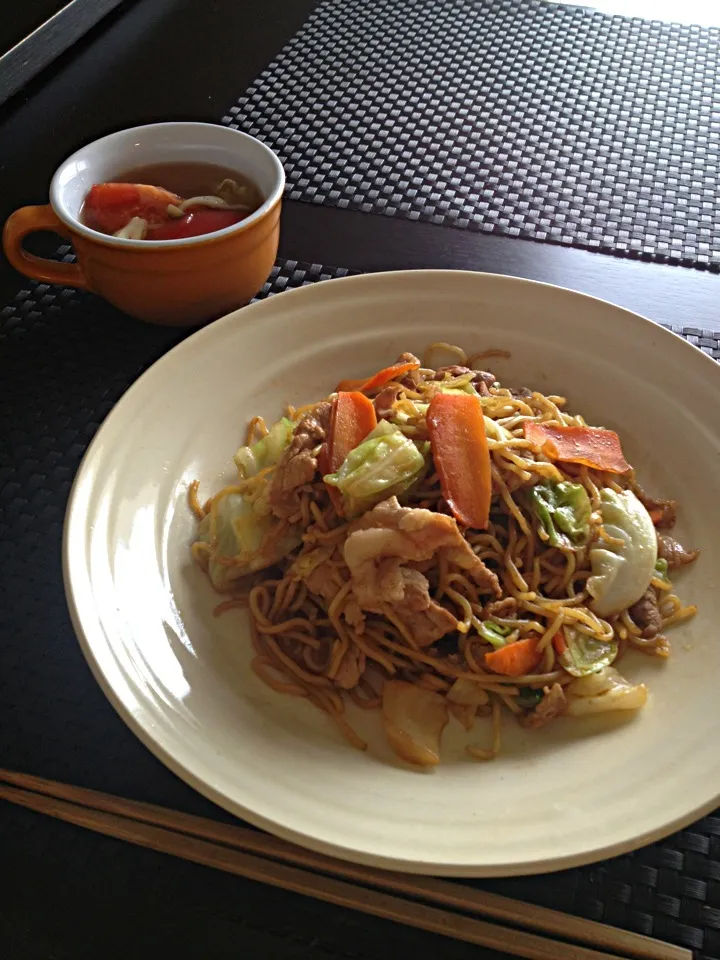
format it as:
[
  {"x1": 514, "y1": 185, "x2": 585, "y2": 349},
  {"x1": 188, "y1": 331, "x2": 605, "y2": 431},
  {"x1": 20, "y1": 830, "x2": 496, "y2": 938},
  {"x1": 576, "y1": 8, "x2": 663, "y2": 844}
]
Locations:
[{"x1": 64, "y1": 270, "x2": 720, "y2": 877}]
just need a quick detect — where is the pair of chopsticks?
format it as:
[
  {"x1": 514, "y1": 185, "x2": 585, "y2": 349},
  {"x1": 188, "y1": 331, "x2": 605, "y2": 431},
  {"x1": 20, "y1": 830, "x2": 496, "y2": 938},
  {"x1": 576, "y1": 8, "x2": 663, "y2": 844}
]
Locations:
[{"x1": 0, "y1": 769, "x2": 689, "y2": 960}]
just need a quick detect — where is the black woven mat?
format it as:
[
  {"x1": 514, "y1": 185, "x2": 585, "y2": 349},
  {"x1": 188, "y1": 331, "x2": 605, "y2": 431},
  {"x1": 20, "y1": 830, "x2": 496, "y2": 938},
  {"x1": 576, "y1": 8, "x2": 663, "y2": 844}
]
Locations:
[
  {"x1": 223, "y1": 0, "x2": 720, "y2": 270},
  {"x1": 1, "y1": 260, "x2": 720, "y2": 959}
]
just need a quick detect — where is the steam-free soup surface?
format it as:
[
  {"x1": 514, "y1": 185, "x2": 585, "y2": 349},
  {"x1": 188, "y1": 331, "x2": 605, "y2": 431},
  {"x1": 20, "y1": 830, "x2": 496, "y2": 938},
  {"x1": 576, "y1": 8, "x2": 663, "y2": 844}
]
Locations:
[
  {"x1": 80, "y1": 161, "x2": 264, "y2": 241},
  {"x1": 115, "y1": 161, "x2": 263, "y2": 206}
]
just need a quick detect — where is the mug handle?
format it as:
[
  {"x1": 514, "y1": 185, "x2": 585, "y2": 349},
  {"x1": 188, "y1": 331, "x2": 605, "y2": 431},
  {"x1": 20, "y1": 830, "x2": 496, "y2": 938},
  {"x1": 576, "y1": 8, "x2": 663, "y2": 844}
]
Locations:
[{"x1": 3, "y1": 204, "x2": 90, "y2": 289}]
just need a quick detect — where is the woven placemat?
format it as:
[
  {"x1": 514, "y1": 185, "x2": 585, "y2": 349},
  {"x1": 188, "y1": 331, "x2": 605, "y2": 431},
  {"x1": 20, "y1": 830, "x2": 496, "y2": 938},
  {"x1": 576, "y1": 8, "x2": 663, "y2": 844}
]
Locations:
[
  {"x1": 0, "y1": 261, "x2": 719, "y2": 959},
  {"x1": 224, "y1": 0, "x2": 720, "y2": 270}
]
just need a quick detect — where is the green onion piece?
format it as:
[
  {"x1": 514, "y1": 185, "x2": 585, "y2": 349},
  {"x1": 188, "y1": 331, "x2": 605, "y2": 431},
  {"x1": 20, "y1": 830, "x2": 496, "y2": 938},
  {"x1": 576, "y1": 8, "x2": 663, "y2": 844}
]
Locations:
[{"x1": 477, "y1": 621, "x2": 512, "y2": 649}]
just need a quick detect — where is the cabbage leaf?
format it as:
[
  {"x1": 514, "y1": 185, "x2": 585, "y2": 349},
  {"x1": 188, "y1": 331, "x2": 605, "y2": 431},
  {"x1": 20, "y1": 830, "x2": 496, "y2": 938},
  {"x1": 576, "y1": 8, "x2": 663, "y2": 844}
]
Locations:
[
  {"x1": 233, "y1": 417, "x2": 294, "y2": 480},
  {"x1": 195, "y1": 490, "x2": 301, "y2": 591},
  {"x1": 557, "y1": 626, "x2": 618, "y2": 678},
  {"x1": 566, "y1": 666, "x2": 647, "y2": 716},
  {"x1": 587, "y1": 488, "x2": 657, "y2": 616},
  {"x1": 529, "y1": 481, "x2": 591, "y2": 549},
  {"x1": 324, "y1": 420, "x2": 425, "y2": 516}
]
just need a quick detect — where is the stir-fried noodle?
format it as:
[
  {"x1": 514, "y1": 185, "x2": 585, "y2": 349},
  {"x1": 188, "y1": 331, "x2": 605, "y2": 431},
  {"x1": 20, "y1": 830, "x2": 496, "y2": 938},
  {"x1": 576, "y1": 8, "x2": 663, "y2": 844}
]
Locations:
[{"x1": 191, "y1": 345, "x2": 698, "y2": 766}]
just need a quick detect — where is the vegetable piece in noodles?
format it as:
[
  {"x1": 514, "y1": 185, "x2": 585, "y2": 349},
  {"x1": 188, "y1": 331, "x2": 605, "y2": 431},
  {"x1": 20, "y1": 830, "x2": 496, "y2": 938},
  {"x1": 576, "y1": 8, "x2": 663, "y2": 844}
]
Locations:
[
  {"x1": 194, "y1": 492, "x2": 301, "y2": 589},
  {"x1": 336, "y1": 359, "x2": 420, "y2": 393},
  {"x1": 447, "y1": 678, "x2": 490, "y2": 707},
  {"x1": 565, "y1": 667, "x2": 648, "y2": 716},
  {"x1": 196, "y1": 419, "x2": 306, "y2": 588},
  {"x1": 553, "y1": 627, "x2": 618, "y2": 678},
  {"x1": 653, "y1": 558, "x2": 670, "y2": 584},
  {"x1": 321, "y1": 391, "x2": 377, "y2": 475},
  {"x1": 427, "y1": 392, "x2": 491, "y2": 529},
  {"x1": 524, "y1": 422, "x2": 630, "y2": 474},
  {"x1": 485, "y1": 635, "x2": 541, "y2": 677},
  {"x1": 477, "y1": 621, "x2": 512, "y2": 649},
  {"x1": 587, "y1": 488, "x2": 657, "y2": 616},
  {"x1": 324, "y1": 420, "x2": 425, "y2": 517},
  {"x1": 434, "y1": 382, "x2": 479, "y2": 397},
  {"x1": 382, "y1": 680, "x2": 449, "y2": 767},
  {"x1": 234, "y1": 417, "x2": 294, "y2": 480},
  {"x1": 529, "y1": 481, "x2": 591, "y2": 549}
]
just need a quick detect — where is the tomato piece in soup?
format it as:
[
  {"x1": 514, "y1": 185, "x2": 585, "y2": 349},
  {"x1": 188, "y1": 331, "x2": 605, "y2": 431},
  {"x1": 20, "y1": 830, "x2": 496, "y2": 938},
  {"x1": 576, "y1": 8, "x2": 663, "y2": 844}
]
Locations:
[
  {"x1": 83, "y1": 183, "x2": 181, "y2": 235},
  {"x1": 149, "y1": 208, "x2": 247, "y2": 240}
]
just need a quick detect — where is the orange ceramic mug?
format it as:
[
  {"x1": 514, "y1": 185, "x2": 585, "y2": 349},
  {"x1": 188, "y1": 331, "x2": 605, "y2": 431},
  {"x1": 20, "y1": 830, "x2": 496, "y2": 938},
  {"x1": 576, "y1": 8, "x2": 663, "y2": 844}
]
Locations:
[{"x1": 2, "y1": 122, "x2": 285, "y2": 326}]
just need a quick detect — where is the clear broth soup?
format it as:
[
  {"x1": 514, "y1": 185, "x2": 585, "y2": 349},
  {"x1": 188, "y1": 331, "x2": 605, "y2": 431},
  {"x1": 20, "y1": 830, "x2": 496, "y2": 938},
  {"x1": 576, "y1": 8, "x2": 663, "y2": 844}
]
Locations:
[
  {"x1": 115, "y1": 161, "x2": 264, "y2": 208},
  {"x1": 80, "y1": 161, "x2": 264, "y2": 240}
]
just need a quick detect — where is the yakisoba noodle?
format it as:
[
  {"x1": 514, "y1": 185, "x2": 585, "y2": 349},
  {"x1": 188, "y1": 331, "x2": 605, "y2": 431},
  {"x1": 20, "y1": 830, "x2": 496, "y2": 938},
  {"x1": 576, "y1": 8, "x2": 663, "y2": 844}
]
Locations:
[{"x1": 190, "y1": 344, "x2": 699, "y2": 766}]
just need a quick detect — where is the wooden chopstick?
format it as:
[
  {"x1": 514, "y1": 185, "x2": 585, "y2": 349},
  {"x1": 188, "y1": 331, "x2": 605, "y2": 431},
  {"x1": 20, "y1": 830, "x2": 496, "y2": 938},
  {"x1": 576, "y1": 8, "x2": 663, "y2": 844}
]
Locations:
[
  {"x1": 0, "y1": 768, "x2": 684, "y2": 960},
  {"x1": 0, "y1": 769, "x2": 690, "y2": 960},
  {"x1": 0, "y1": 780, "x2": 627, "y2": 960}
]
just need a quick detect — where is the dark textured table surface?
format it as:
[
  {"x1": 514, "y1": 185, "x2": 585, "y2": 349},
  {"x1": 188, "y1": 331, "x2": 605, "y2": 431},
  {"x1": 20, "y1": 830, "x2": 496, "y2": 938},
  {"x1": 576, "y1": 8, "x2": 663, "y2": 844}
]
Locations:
[{"x1": 1, "y1": 2, "x2": 719, "y2": 959}]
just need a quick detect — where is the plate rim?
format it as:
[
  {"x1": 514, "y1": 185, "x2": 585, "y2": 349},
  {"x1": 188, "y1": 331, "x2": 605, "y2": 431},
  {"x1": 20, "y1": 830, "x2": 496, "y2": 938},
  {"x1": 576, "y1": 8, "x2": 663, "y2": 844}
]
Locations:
[{"x1": 63, "y1": 268, "x2": 720, "y2": 877}]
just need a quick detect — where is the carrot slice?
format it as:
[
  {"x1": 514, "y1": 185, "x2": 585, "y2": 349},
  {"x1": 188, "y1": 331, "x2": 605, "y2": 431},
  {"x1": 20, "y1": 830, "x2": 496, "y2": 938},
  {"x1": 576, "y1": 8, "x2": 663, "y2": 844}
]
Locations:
[
  {"x1": 320, "y1": 391, "x2": 377, "y2": 477},
  {"x1": 336, "y1": 359, "x2": 420, "y2": 394},
  {"x1": 485, "y1": 636, "x2": 541, "y2": 677},
  {"x1": 320, "y1": 391, "x2": 377, "y2": 513},
  {"x1": 524, "y1": 421, "x2": 630, "y2": 475},
  {"x1": 426, "y1": 392, "x2": 491, "y2": 529},
  {"x1": 552, "y1": 630, "x2": 568, "y2": 656}
]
